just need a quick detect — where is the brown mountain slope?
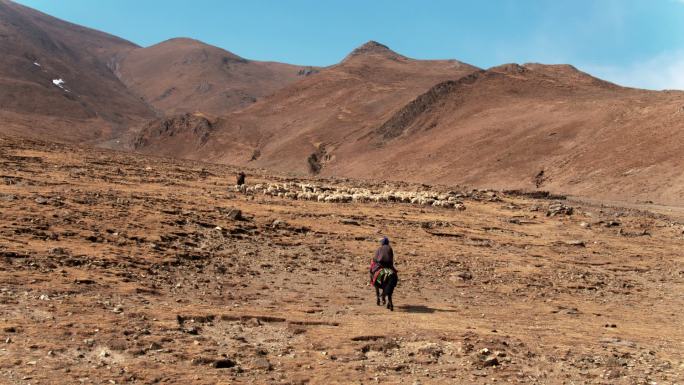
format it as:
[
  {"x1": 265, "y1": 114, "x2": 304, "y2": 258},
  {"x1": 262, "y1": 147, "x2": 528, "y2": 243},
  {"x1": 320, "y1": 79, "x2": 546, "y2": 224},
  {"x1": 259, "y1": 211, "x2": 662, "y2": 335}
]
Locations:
[
  {"x1": 330, "y1": 63, "x2": 684, "y2": 204},
  {"x1": 114, "y1": 38, "x2": 315, "y2": 116},
  {"x1": 0, "y1": 0, "x2": 154, "y2": 142},
  {"x1": 141, "y1": 41, "x2": 480, "y2": 167},
  {"x1": 137, "y1": 56, "x2": 684, "y2": 205}
]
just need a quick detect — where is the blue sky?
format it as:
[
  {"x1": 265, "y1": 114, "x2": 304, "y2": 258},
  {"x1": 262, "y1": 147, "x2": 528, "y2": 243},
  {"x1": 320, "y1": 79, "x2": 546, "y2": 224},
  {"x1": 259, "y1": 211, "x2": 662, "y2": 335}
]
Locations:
[{"x1": 15, "y1": 0, "x2": 684, "y2": 90}]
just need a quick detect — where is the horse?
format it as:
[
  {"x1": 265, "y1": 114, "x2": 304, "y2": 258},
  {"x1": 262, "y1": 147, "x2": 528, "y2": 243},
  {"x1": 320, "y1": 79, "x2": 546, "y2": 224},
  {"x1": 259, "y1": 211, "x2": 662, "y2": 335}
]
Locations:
[{"x1": 371, "y1": 268, "x2": 398, "y2": 311}]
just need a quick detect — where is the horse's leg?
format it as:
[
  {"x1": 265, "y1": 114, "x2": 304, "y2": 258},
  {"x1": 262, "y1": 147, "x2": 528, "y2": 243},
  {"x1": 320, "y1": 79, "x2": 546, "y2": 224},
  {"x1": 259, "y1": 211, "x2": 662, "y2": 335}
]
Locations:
[
  {"x1": 371, "y1": 271, "x2": 381, "y2": 306},
  {"x1": 375, "y1": 286, "x2": 381, "y2": 306},
  {"x1": 386, "y1": 275, "x2": 396, "y2": 311}
]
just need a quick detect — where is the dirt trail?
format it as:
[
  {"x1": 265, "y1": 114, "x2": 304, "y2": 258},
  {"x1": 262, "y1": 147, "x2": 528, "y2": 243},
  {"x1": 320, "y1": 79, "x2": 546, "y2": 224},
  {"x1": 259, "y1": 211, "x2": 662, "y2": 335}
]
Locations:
[{"x1": 0, "y1": 135, "x2": 682, "y2": 384}]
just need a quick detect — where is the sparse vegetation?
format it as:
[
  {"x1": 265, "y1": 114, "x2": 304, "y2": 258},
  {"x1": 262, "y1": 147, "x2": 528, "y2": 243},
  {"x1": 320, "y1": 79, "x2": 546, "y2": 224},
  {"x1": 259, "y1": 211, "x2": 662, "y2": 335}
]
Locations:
[
  {"x1": 307, "y1": 152, "x2": 322, "y2": 174},
  {"x1": 307, "y1": 145, "x2": 327, "y2": 174}
]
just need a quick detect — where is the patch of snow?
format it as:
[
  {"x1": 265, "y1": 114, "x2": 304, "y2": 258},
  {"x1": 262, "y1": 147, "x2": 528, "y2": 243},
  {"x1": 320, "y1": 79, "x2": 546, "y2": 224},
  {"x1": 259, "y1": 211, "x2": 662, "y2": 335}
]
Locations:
[
  {"x1": 52, "y1": 78, "x2": 71, "y2": 92},
  {"x1": 33, "y1": 62, "x2": 41, "y2": 67}
]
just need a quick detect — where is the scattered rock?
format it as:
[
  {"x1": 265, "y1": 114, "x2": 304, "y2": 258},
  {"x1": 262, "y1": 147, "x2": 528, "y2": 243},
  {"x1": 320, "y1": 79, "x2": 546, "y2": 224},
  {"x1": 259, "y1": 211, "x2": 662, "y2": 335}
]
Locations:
[
  {"x1": 552, "y1": 306, "x2": 581, "y2": 315},
  {"x1": 246, "y1": 318, "x2": 262, "y2": 327},
  {"x1": 271, "y1": 219, "x2": 287, "y2": 229},
  {"x1": 35, "y1": 197, "x2": 49, "y2": 205},
  {"x1": 226, "y1": 208, "x2": 243, "y2": 221},
  {"x1": 483, "y1": 356, "x2": 500, "y2": 367},
  {"x1": 475, "y1": 348, "x2": 501, "y2": 367},
  {"x1": 618, "y1": 228, "x2": 650, "y2": 237},
  {"x1": 457, "y1": 271, "x2": 473, "y2": 280},
  {"x1": 213, "y1": 358, "x2": 236, "y2": 369},
  {"x1": 148, "y1": 342, "x2": 162, "y2": 350},
  {"x1": 252, "y1": 357, "x2": 272, "y2": 371},
  {"x1": 600, "y1": 337, "x2": 636, "y2": 348},
  {"x1": 191, "y1": 356, "x2": 214, "y2": 366},
  {"x1": 49, "y1": 247, "x2": 68, "y2": 255},
  {"x1": 547, "y1": 202, "x2": 573, "y2": 217},
  {"x1": 418, "y1": 344, "x2": 443, "y2": 358}
]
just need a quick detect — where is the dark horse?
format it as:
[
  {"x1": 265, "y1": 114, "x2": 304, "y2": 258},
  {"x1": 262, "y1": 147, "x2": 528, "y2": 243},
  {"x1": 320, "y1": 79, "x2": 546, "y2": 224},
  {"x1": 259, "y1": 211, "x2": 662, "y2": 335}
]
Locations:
[{"x1": 371, "y1": 269, "x2": 398, "y2": 311}]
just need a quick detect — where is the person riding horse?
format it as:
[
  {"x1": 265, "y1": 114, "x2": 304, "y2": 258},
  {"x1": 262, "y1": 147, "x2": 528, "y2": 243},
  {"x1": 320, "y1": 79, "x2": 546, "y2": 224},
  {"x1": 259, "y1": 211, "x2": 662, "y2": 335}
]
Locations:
[
  {"x1": 370, "y1": 236, "x2": 398, "y2": 311},
  {"x1": 236, "y1": 171, "x2": 246, "y2": 186},
  {"x1": 371, "y1": 236, "x2": 396, "y2": 275}
]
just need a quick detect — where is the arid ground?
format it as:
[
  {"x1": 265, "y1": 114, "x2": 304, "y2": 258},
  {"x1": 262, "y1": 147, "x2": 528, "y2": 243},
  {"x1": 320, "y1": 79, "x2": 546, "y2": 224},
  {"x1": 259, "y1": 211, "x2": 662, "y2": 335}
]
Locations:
[{"x1": 1, "y1": 135, "x2": 683, "y2": 384}]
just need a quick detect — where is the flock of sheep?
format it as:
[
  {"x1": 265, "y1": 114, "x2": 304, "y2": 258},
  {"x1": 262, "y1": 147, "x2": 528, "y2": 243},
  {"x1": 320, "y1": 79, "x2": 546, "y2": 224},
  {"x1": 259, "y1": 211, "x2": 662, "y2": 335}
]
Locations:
[{"x1": 234, "y1": 181, "x2": 467, "y2": 210}]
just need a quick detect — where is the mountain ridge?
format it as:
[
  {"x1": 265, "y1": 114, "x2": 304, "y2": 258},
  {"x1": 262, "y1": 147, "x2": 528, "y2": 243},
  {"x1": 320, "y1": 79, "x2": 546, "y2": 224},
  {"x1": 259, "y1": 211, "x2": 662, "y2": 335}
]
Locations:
[{"x1": 113, "y1": 36, "x2": 315, "y2": 117}]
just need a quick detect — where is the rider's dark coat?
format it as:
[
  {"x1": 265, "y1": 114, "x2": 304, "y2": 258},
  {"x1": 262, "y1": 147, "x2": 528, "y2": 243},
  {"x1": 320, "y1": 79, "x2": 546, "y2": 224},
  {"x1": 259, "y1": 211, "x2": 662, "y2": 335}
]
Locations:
[{"x1": 374, "y1": 244, "x2": 395, "y2": 271}]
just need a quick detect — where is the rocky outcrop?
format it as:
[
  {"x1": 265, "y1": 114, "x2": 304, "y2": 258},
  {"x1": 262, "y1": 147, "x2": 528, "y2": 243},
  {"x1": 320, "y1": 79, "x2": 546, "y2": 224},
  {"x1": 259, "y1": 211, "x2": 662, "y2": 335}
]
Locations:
[
  {"x1": 375, "y1": 71, "x2": 484, "y2": 140},
  {"x1": 375, "y1": 62, "x2": 623, "y2": 144},
  {"x1": 133, "y1": 113, "x2": 213, "y2": 150},
  {"x1": 342, "y1": 40, "x2": 405, "y2": 63}
]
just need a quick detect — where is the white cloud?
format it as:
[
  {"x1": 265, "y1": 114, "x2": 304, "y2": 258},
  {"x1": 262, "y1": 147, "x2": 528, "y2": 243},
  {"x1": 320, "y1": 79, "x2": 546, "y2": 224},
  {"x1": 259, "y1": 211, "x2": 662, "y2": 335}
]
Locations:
[{"x1": 581, "y1": 51, "x2": 684, "y2": 90}]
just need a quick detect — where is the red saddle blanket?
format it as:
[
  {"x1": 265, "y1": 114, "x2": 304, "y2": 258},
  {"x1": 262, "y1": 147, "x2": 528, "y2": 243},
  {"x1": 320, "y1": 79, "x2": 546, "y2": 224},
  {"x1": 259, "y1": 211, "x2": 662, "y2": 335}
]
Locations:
[{"x1": 371, "y1": 267, "x2": 394, "y2": 287}]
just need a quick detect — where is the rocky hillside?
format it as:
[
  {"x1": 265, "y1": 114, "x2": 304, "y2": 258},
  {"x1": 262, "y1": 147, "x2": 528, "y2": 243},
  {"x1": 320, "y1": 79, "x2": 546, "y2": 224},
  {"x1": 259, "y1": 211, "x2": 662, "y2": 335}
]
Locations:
[
  {"x1": 339, "y1": 63, "x2": 684, "y2": 204},
  {"x1": 175, "y1": 60, "x2": 684, "y2": 205},
  {"x1": 0, "y1": 0, "x2": 154, "y2": 142},
  {"x1": 158, "y1": 41, "x2": 480, "y2": 170}
]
